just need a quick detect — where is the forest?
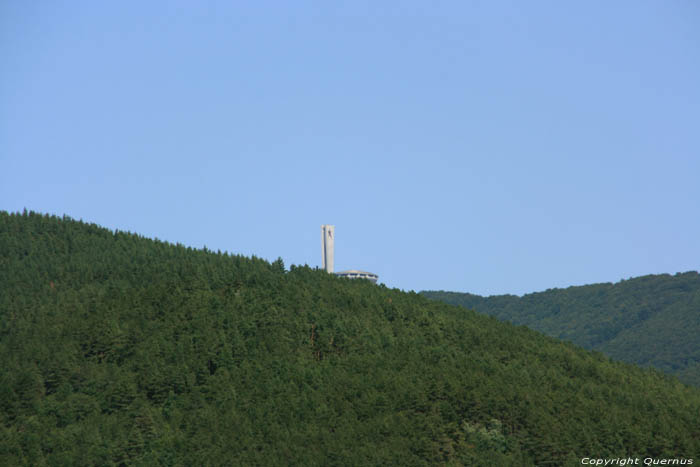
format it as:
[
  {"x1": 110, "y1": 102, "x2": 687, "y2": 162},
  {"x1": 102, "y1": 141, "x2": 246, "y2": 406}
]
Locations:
[
  {"x1": 1, "y1": 210, "x2": 699, "y2": 466},
  {"x1": 422, "y1": 272, "x2": 700, "y2": 387}
]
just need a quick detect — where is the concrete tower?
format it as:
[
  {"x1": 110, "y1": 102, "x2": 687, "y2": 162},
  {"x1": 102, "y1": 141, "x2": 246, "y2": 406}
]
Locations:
[{"x1": 321, "y1": 225, "x2": 334, "y2": 273}]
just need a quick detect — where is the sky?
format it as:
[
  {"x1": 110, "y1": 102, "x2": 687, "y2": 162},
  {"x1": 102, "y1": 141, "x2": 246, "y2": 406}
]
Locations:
[{"x1": 2, "y1": 1, "x2": 699, "y2": 296}]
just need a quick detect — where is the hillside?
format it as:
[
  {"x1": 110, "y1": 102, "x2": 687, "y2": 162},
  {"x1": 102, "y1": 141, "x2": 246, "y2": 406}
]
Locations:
[
  {"x1": 2, "y1": 211, "x2": 700, "y2": 466},
  {"x1": 422, "y1": 272, "x2": 700, "y2": 386}
]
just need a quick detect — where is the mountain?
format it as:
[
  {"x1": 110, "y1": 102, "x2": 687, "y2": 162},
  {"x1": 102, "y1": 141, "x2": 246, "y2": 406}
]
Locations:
[
  {"x1": 422, "y1": 272, "x2": 700, "y2": 387},
  {"x1": 2, "y1": 211, "x2": 700, "y2": 465}
]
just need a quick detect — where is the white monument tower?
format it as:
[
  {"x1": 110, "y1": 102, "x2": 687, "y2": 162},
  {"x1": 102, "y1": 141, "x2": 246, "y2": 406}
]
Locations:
[{"x1": 321, "y1": 224, "x2": 335, "y2": 273}]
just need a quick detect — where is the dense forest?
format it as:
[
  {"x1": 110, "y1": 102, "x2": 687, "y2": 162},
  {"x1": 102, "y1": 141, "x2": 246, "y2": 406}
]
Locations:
[
  {"x1": 2, "y1": 211, "x2": 700, "y2": 466},
  {"x1": 422, "y1": 272, "x2": 700, "y2": 387}
]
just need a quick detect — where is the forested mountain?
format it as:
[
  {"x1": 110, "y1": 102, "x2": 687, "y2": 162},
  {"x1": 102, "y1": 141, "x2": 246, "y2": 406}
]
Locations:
[
  {"x1": 2, "y1": 211, "x2": 700, "y2": 465},
  {"x1": 422, "y1": 272, "x2": 700, "y2": 387}
]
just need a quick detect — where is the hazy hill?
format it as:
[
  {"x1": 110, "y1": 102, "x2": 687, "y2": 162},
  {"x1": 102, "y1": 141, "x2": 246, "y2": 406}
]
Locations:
[
  {"x1": 2, "y1": 211, "x2": 700, "y2": 466},
  {"x1": 422, "y1": 272, "x2": 700, "y2": 387}
]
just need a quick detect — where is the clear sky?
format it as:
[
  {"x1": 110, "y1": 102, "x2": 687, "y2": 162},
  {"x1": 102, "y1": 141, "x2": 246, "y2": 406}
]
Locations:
[{"x1": 2, "y1": 1, "x2": 699, "y2": 296}]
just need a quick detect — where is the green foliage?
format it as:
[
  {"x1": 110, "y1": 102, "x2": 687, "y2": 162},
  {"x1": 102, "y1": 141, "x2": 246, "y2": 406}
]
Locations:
[
  {"x1": 422, "y1": 272, "x2": 700, "y2": 386},
  {"x1": 2, "y1": 210, "x2": 700, "y2": 465}
]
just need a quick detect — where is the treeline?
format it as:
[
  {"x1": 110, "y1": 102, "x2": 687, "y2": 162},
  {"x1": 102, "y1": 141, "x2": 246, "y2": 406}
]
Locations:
[
  {"x1": 1, "y1": 211, "x2": 700, "y2": 465},
  {"x1": 422, "y1": 272, "x2": 700, "y2": 386}
]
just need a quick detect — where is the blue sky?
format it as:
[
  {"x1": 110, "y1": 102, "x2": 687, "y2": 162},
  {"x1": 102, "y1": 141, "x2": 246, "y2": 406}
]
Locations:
[{"x1": 2, "y1": 1, "x2": 699, "y2": 295}]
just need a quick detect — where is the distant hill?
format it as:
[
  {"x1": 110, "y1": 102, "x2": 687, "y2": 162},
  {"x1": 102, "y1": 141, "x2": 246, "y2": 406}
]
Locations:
[
  {"x1": 422, "y1": 272, "x2": 700, "y2": 386},
  {"x1": 2, "y1": 211, "x2": 700, "y2": 465}
]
